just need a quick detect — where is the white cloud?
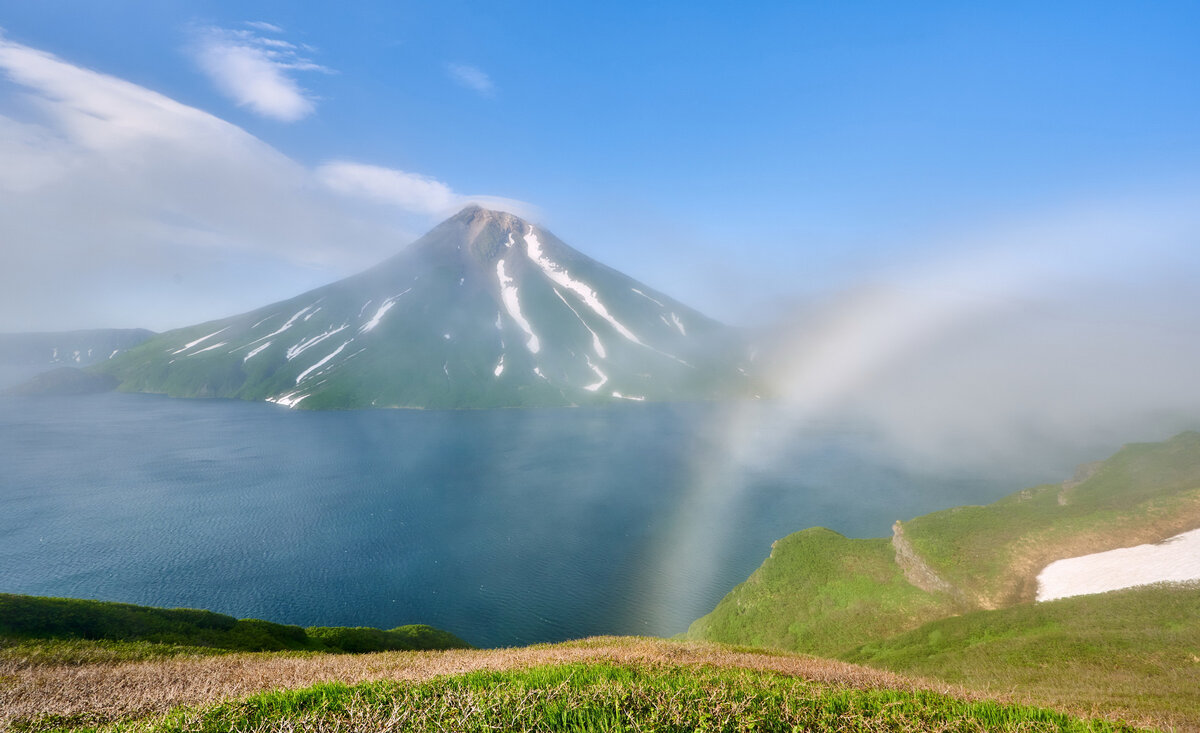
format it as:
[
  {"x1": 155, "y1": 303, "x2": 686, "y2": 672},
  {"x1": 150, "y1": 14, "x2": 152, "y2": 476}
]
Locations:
[
  {"x1": 191, "y1": 25, "x2": 327, "y2": 122},
  {"x1": 0, "y1": 36, "x2": 527, "y2": 331},
  {"x1": 446, "y1": 62, "x2": 495, "y2": 97},
  {"x1": 317, "y1": 161, "x2": 539, "y2": 220},
  {"x1": 317, "y1": 161, "x2": 459, "y2": 214},
  {"x1": 244, "y1": 21, "x2": 285, "y2": 34}
]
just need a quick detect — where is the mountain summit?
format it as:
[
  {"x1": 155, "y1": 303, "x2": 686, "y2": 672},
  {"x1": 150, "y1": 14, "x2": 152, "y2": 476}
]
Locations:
[{"x1": 97, "y1": 207, "x2": 756, "y2": 408}]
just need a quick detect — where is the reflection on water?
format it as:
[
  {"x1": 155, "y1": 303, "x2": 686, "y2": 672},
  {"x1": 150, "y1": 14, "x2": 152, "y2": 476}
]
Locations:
[{"x1": 0, "y1": 392, "x2": 1095, "y2": 646}]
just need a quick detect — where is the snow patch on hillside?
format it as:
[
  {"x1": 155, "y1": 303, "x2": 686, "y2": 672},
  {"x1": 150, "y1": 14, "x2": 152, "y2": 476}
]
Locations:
[
  {"x1": 250, "y1": 304, "x2": 318, "y2": 345},
  {"x1": 1037, "y1": 528, "x2": 1200, "y2": 601},
  {"x1": 612, "y1": 391, "x2": 645, "y2": 401},
  {"x1": 360, "y1": 289, "x2": 412, "y2": 333},
  {"x1": 268, "y1": 391, "x2": 310, "y2": 408},
  {"x1": 287, "y1": 324, "x2": 348, "y2": 360},
  {"x1": 296, "y1": 340, "x2": 353, "y2": 384},
  {"x1": 631, "y1": 288, "x2": 664, "y2": 307},
  {"x1": 583, "y1": 356, "x2": 607, "y2": 392},
  {"x1": 243, "y1": 341, "x2": 271, "y2": 362},
  {"x1": 524, "y1": 227, "x2": 642, "y2": 345},
  {"x1": 496, "y1": 259, "x2": 540, "y2": 354},
  {"x1": 552, "y1": 288, "x2": 606, "y2": 358},
  {"x1": 189, "y1": 341, "x2": 227, "y2": 355},
  {"x1": 670, "y1": 313, "x2": 687, "y2": 336},
  {"x1": 172, "y1": 327, "x2": 229, "y2": 355}
]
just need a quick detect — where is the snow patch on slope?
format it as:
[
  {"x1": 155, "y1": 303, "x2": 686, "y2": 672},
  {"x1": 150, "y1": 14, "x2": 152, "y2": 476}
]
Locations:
[
  {"x1": 243, "y1": 342, "x2": 272, "y2": 362},
  {"x1": 248, "y1": 304, "x2": 319, "y2": 346},
  {"x1": 287, "y1": 324, "x2": 348, "y2": 360},
  {"x1": 360, "y1": 290, "x2": 412, "y2": 333},
  {"x1": 172, "y1": 327, "x2": 229, "y2": 355},
  {"x1": 631, "y1": 288, "x2": 664, "y2": 307},
  {"x1": 552, "y1": 288, "x2": 607, "y2": 358},
  {"x1": 1036, "y1": 528, "x2": 1200, "y2": 601},
  {"x1": 268, "y1": 391, "x2": 311, "y2": 408},
  {"x1": 296, "y1": 340, "x2": 353, "y2": 384},
  {"x1": 496, "y1": 259, "x2": 540, "y2": 354},
  {"x1": 583, "y1": 356, "x2": 608, "y2": 392},
  {"x1": 670, "y1": 313, "x2": 687, "y2": 336},
  {"x1": 189, "y1": 341, "x2": 227, "y2": 355},
  {"x1": 524, "y1": 227, "x2": 642, "y2": 345}
]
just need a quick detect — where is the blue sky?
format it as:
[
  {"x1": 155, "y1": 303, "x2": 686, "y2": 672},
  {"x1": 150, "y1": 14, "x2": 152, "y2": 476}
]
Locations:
[{"x1": 2, "y1": 1, "x2": 1199, "y2": 331}]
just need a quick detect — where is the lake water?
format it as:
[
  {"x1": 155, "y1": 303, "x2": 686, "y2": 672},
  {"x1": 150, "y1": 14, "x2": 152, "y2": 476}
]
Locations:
[{"x1": 0, "y1": 391, "x2": 1095, "y2": 647}]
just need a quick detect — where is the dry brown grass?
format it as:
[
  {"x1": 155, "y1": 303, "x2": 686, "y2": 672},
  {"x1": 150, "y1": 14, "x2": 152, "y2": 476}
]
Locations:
[{"x1": 0, "y1": 636, "x2": 967, "y2": 730}]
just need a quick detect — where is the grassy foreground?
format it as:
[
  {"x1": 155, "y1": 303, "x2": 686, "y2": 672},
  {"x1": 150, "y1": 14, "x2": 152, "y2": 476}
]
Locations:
[
  {"x1": 2, "y1": 636, "x2": 1151, "y2": 733},
  {"x1": 97, "y1": 662, "x2": 1141, "y2": 733}
]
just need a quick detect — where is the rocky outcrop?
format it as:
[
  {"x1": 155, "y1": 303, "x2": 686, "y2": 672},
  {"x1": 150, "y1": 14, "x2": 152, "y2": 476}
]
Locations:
[{"x1": 891, "y1": 520, "x2": 963, "y2": 602}]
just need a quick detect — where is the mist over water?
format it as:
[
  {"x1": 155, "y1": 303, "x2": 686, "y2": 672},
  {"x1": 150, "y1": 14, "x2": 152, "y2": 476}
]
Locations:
[{"x1": 0, "y1": 391, "x2": 1107, "y2": 646}]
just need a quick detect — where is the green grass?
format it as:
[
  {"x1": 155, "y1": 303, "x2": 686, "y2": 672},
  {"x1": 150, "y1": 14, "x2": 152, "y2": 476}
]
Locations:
[
  {"x1": 690, "y1": 432, "x2": 1200, "y2": 660},
  {"x1": 844, "y1": 583, "x2": 1200, "y2": 728},
  {"x1": 0, "y1": 594, "x2": 470, "y2": 656},
  {"x1": 685, "y1": 432, "x2": 1200, "y2": 727},
  {"x1": 52, "y1": 663, "x2": 1144, "y2": 733},
  {"x1": 0, "y1": 637, "x2": 232, "y2": 666},
  {"x1": 903, "y1": 431, "x2": 1200, "y2": 607},
  {"x1": 686, "y1": 528, "x2": 959, "y2": 657}
]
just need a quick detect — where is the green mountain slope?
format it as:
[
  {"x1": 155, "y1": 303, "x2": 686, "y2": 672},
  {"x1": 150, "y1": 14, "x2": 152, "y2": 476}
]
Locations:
[
  {"x1": 94, "y1": 206, "x2": 757, "y2": 409},
  {"x1": 902, "y1": 431, "x2": 1200, "y2": 608},
  {"x1": 688, "y1": 432, "x2": 1200, "y2": 655},
  {"x1": 684, "y1": 529, "x2": 959, "y2": 657},
  {"x1": 845, "y1": 583, "x2": 1200, "y2": 728}
]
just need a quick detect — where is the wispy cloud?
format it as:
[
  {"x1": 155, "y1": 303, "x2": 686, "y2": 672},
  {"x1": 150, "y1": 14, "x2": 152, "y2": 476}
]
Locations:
[
  {"x1": 446, "y1": 62, "x2": 495, "y2": 97},
  {"x1": 0, "y1": 36, "x2": 530, "y2": 331},
  {"x1": 316, "y1": 161, "x2": 537, "y2": 219},
  {"x1": 317, "y1": 162, "x2": 459, "y2": 214},
  {"x1": 191, "y1": 24, "x2": 328, "y2": 122},
  {"x1": 244, "y1": 21, "x2": 284, "y2": 34}
]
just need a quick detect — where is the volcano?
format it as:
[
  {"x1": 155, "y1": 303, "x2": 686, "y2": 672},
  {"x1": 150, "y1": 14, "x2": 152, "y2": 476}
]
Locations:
[{"x1": 97, "y1": 206, "x2": 757, "y2": 408}]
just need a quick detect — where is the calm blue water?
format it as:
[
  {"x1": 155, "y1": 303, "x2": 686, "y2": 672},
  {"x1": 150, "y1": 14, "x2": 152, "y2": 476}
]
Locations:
[{"x1": 0, "y1": 392, "x2": 1090, "y2": 647}]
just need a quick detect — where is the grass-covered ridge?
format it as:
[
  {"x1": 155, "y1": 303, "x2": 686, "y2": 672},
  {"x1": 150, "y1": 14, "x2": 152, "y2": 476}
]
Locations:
[
  {"x1": 690, "y1": 431, "x2": 1200, "y2": 657},
  {"x1": 106, "y1": 662, "x2": 1139, "y2": 733},
  {"x1": 844, "y1": 583, "x2": 1200, "y2": 729},
  {"x1": 903, "y1": 431, "x2": 1200, "y2": 608},
  {"x1": 685, "y1": 528, "x2": 958, "y2": 657},
  {"x1": 0, "y1": 594, "x2": 470, "y2": 655},
  {"x1": 686, "y1": 431, "x2": 1200, "y2": 728}
]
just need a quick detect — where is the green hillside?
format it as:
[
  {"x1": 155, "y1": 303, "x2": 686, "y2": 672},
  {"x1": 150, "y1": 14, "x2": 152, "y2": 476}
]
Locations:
[
  {"x1": 685, "y1": 528, "x2": 959, "y2": 657},
  {"x1": 0, "y1": 594, "x2": 469, "y2": 655},
  {"x1": 686, "y1": 431, "x2": 1200, "y2": 726},
  {"x1": 845, "y1": 583, "x2": 1200, "y2": 728},
  {"x1": 689, "y1": 431, "x2": 1200, "y2": 656},
  {"x1": 903, "y1": 431, "x2": 1200, "y2": 608}
]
